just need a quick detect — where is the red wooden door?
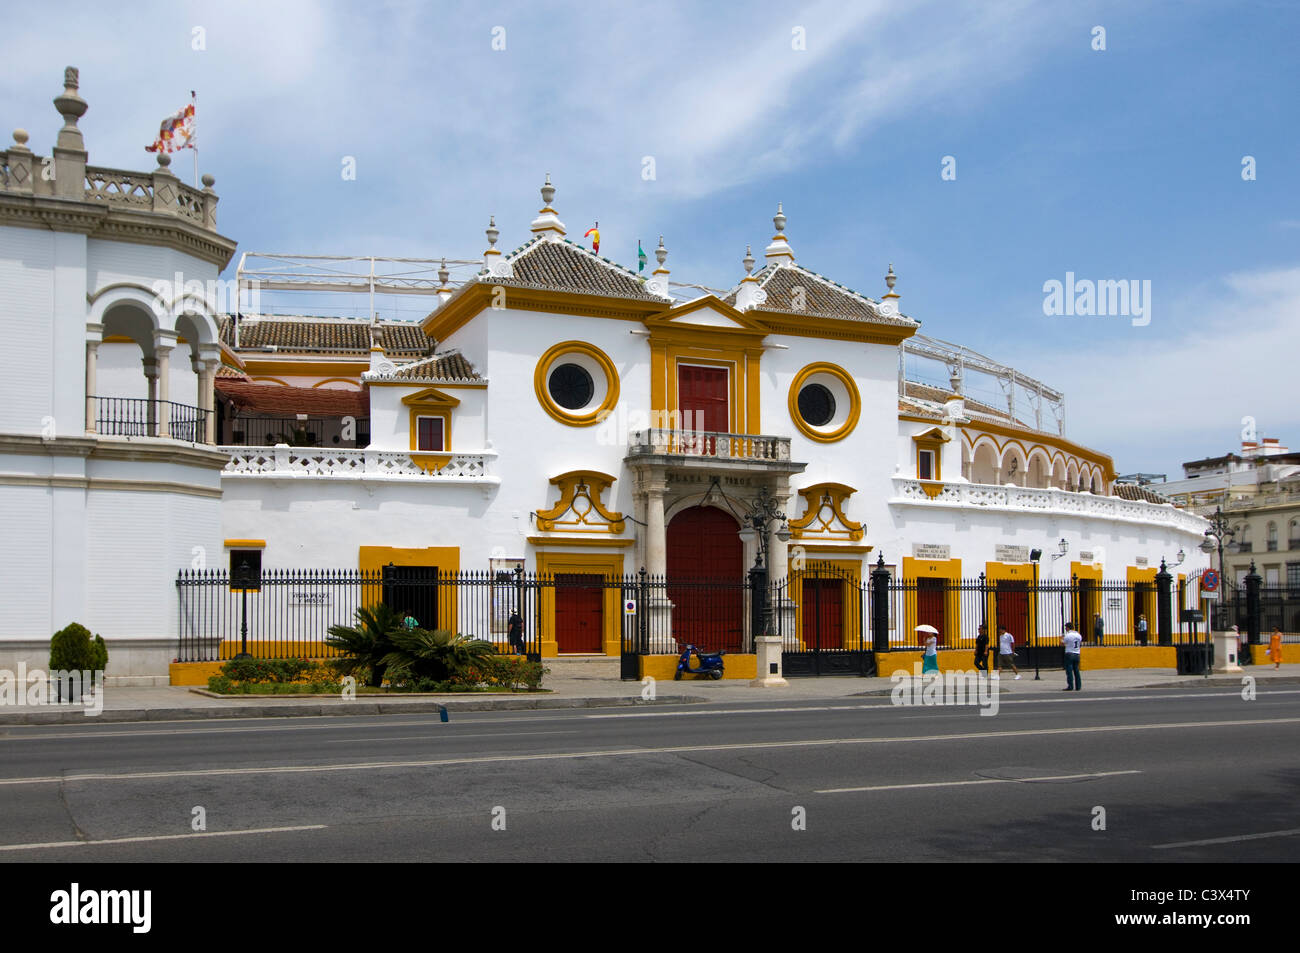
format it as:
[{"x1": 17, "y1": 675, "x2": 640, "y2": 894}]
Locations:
[
  {"x1": 995, "y1": 581, "x2": 1029, "y2": 644},
  {"x1": 916, "y1": 577, "x2": 947, "y2": 645},
  {"x1": 678, "y1": 365, "x2": 729, "y2": 445},
  {"x1": 801, "y1": 577, "x2": 843, "y2": 650},
  {"x1": 667, "y1": 506, "x2": 743, "y2": 651},
  {"x1": 554, "y1": 574, "x2": 603, "y2": 653}
]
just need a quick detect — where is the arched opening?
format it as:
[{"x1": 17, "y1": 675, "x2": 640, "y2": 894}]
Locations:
[
  {"x1": 1027, "y1": 449, "x2": 1051, "y2": 489},
  {"x1": 667, "y1": 505, "x2": 744, "y2": 652},
  {"x1": 1001, "y1": 445, "x2": 1028, "y2": 486},
  {"x1": 971, "y1": 442, "x2": 998, "y2": 484}
]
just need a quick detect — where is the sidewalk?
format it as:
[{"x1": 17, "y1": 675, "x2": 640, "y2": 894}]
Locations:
[{"x1": 2, "y1": 661, "x2": 1297, "y2": 725}]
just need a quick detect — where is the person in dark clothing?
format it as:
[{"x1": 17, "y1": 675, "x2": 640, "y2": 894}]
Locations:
[
  {"x1": 974, "y1": 623, "x2": 990, "y2": 673},
  {"x1": 1093, "y1": 613, "x2": 1105, "y2": 645},
  {"x1": 507, "y1": 612, "x2": 526, "y2": 655}
]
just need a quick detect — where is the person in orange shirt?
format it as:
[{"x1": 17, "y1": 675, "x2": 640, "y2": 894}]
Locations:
[{"x1": 1269, "y1": 626, "x2": 1284, "y2": 670}]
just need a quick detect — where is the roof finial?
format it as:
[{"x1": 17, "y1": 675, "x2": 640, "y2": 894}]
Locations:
[
  {"x1": 485, "y1": 215, "x2": 499, "y2": 250},
  {"x1": 655, "y1": 235, "x2": 667, "y2": 267},
  {"x1": 438, "y1": 258, "x2": 449, "y2": 287},
  {"x1": 764, "y1": 202, "x2": 795, "y2": 264},
  {"x1": 743, "y1": 244, "x2": 755, "y2": 277},
  {"x1": 530, "y1": 173, "x2": 566, "y2": 240},
  {"x1": 53, "y1": 65, "x2": 88, "y2": 153},
  {"x1": 881, "y1": 262, "x2": 901, "y2": 314}
]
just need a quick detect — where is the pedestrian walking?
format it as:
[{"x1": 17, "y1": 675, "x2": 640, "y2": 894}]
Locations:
[
  {"x1": 1136, "y1": 613, "x2": 1148, "y2": 646},
  {"x1": 997, "y1": 624, "x2": 1021, "y2": 679},
  {"x1": 507, "y1": 611, "x2": 526, "y2": 655},
  {"x1": 974, "y1": 623, "x2": 991, "y2": 674},
  {"x1": 1062, "y1": 621, "x2": 1083, "y2": 691},
  {"x1": 917, "y1": 624, "x2": 940, "y2": 674},
  {"x1": 1093, "y1": 613, "x2": 1104, "y2": 646},
  {"x1": 1269, "y1": 626, "x2": 1284, "y2": 670}
]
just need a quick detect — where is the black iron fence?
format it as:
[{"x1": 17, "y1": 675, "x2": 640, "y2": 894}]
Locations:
[
  {"x1": 92, "y1": 396, "x2": 209, "y2": 442},
  {"x1": 222, "y1": 415, "x2": 370, "y2": 448},
  {"x1": 176, "y1": 564, "x2": 1251, "y2": 675},
  {"x1": 176, "y1": 568, "x2": 755, "y2": 666}
]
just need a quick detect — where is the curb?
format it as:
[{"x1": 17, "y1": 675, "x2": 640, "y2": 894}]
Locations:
[{"x1": 0, "y1": 694, "x2": 708, "y2": 726}]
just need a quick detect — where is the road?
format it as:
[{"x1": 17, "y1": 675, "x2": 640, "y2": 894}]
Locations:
[{"x1": 2, "y1": 685, "x2": 1298, "y2": 862}]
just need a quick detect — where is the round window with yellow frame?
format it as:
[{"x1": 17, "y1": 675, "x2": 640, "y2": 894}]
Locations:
[
  {"x1": 534, "y1": 341, "x2": 621, "y2": 426},
  {"x1": 789, "y1": 362, "x2": 860, "y2": 442}
]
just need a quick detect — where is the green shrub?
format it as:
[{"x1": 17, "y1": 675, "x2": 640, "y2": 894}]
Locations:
[
  {"x1": 207, "y1": 675, "x2": 235, "y2": 694},
  {"x1": 380, "y1": 628, "x2": 496, "y2": 685},
  {"x1": 482, "y1": 656, "x2": 547, "y2": 691},
  {"x1": 218, "y1": 658, "x2": 313, "y2": 683},
  {"x1": 90, "y1": 635, "x2": 109, "y2": 673},
  {"x1": 50, "y1": 623, "x2": 95, "y2": 671},
  {"x1": 326, "y1": 604, "x2": 405, "y2": 687}
]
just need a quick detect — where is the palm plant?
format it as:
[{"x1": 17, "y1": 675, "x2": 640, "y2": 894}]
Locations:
[
  {"x1": 326, "y1": 603, "x2": 404, "y2": 687},
  {"x1": 381, "y1": 628, "x2": 496, "y2": 684}
]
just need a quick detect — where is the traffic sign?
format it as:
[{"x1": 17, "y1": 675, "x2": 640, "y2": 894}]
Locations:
[{"x1": 1201, "y1": 569, "x2": 1220, "y2": 592}]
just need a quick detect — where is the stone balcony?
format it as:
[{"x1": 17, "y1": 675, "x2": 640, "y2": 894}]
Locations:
[
  {"x1": 626, "y1": 429, "x2": 803, "y2": 475},
  {"x1": 0, "y1": 68, "x2": 236, "y2": 269},
  {"x1": 891, "y1": 477, "x2": 1209, "y2": 535},
  {"x1": 221, "y1": 445, "x2": 499, "y2": 485}
]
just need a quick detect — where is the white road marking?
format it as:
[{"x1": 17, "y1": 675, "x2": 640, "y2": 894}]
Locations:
[
  {"x1": 585, "y1": 689, "x2": 1300, "y2": 718},
  {"x1": 816, "y1": 769, "x2": 1141, "y2": 794},
  {"x1": 1152, "y1": 827, "x2": 1300, "y2": 850},
  {"x1": 0, "y1": 824, "x2": 327, "y2": 852},
  {"x1": 320, "y1": 730, "x2": 577, "y2": 744},
  {"x1": 0, "y1": 717, "x2": 1295, "y2": 786}
]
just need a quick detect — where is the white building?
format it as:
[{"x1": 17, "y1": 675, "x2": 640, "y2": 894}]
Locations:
[{"x1": 0, "y1": 69, "x2": 1210, "y2": 681}]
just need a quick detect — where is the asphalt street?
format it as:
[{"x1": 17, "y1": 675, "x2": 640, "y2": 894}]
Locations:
[{"x1": 1, "y1": 685, "x2": 1298, "y2": 862}]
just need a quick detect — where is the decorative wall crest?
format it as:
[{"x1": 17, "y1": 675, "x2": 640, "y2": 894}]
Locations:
[
  {"x1": 788, "y1": 482, "x2": 863, "y2": 541},
  {"x1": 535, "y1": 470, "x2": 626, "y2": 533}
]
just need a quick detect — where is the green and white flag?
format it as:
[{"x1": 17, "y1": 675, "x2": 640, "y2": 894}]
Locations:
[{"x1": 638, "y1": 240, "x2": 647, "y2": 273}]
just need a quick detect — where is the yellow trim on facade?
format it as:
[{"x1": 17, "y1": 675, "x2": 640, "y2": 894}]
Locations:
[
  {"x1": 358, "y1": 546, "x2": 461, "y2": 629},
  {"x1": 311, "y1": 378, "x2": 364, "y2": 390},
  {"x1": 534, "y1": 551, "x2": 625, "y2": 657},
  {"x1": 422, "y1": 284, "x2": 667, "y2": 343},
  {"x1": 792, "y1": 559, "x2": 864, "y2": 650},
  {"x1": 984, "y1": 560, "x2": 1039, "y2": 642},
  {"x1": 960, "y1": 419, "x2": 1115, "y2": 480},
  {"x1": 788, "y1": 362, "x2": 861, "y2": 442},
  {"x1": 901, "y1": 556, "x2": 964, "y2": 643},
  {"x1": 533, "y1": 341, "x2": 621, "y2": 427},
  {"x1": 913, "y1": 427, "x2": 949, "y2": 481},
  {"x1": 526, "y1": 536, "x2": 635, "y2": 548},
  {"x1": 403, "y1": 386, "x2": 460, "y2": 456},
  {"x1": 223, "y1": 539, "x2": 266, "y2": 549}
]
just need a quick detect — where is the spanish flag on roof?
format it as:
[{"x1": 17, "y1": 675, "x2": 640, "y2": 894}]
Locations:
[{"x1": 584, "y1": 223, "x2": 600, "y2": 254}]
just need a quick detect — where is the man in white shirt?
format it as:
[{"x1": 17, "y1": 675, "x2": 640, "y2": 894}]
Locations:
[
  {"x1": 1062, "y1": 621, "x2": 1083, "y2": 691},
  {"x1": 997, "y1": 625, "x2": 1021, "y2": 679}
]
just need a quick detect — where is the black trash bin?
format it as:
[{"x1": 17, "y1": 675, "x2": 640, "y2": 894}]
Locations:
[{"x1": 1175, "y1": 643, "x2": 1213, "y2": 675}]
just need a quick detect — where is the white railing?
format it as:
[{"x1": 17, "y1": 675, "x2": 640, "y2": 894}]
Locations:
[
  {"x1": 892, "y1": 478, "x2": 1209, "y2": 534},
  {"x1": 221, "y1": 445, "x2": 497, "y2": 482},
  {"x1": 628, "y1": 429, "x2": 792, "y2": 462}
]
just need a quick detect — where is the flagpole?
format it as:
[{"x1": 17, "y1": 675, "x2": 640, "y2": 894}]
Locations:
[{"x1": 191, "y1": 90, "x2": 199, "y2": 188}]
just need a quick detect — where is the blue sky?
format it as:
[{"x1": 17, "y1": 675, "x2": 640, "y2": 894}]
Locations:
[{"x1": 4, "y1": 0, "x2": 1298, "y2": 476}]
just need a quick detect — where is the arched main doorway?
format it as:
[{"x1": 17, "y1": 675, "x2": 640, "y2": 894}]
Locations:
[{"x1": 666, "y1": 505, "x2": 744, "y2": 652}]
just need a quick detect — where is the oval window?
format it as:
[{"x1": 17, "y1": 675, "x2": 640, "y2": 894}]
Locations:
[
  {"x1": 798, "y1": 383, "x2": 836, "y2": 427},
  {"x1": 548, "y1": 363, "x2": 595, "y2": 410}
]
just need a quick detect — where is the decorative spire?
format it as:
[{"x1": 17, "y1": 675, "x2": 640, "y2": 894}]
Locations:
[
  {"x1": 53, "y1": 66, "x2": 88, "y2": 150},
  {"x1": 651, "y1": 235, "x2": 669, "y2": 276},
  {"x1": 742, "y1": 244, "x2": 756, "y2": 278},
  {"x1": 483, "y1": 214, "x2": 503, "y2": 270},
  {"x1": 881, "y1": 262, "x2": 900, "y2": 314},
  {"x1": 763, "y1": 202, "x2": 795, "y2": 264},
  {"x1": 530, "y1": 172, "x2": 566, "y2": 239},
  {"x1": 436, "y1": 258, "x2": 453, "y2": 307}
]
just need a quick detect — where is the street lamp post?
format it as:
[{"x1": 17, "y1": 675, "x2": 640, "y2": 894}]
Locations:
[
  {"x1": 1199, "y1": 506, "x2": 1237, "y2": 631},
  {"x1": 738, "y1": 486, "x2": 792, "y2": 639},
  {"x1": 1029, "y1": 548, "x2": 1042, "y2": 681}
]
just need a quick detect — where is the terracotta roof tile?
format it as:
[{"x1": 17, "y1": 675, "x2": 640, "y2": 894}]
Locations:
[
  {"x1": 488, "y1": 238, "x2": 665, "y2": 301},
  {"x1": 1113, "y1": 483, "x2": 1172, "y2": 504},
  {"x1": 386, "y1": 351, "x2": 482, "y2": 381},
  {"x1": 725, "y1": 262, "x2": 917, "y2": 327},
  {"x1": 215, "y1": 380, "x2": 369, "y2": 416},
  {"x1": 217, "y1": 316, "x2": 432, "y2": 356}
]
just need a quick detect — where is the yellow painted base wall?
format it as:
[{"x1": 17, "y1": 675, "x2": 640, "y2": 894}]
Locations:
[
  {"x1": 639, "y1": 654, "x2": 757, "y2": 680},
  {"x1": 170, "y1": 661, "x2": 226, "y2": 686}
]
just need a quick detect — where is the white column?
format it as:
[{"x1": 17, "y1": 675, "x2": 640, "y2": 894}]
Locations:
[
  {"x1": 153, "y1": 331, "x2": 178, "y2": 438},
  {"x1": 84, "y1": 324, "x2": 102, "y2": 434},
  {"x1": 197, "y1": 355, "x2": 220, "y2": 443},
  {"x1": 646, "y1": 480, "x2": 667, "y2": 578}
]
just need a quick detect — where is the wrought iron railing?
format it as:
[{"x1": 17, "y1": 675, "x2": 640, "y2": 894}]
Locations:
[{"x1": 90, "y1": 396, "x2": 209, "y2": 442}]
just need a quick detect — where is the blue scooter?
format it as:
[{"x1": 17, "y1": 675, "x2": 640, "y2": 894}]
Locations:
[{"x1": 674, "y1": 643, "x2": 725, "y2": 680}]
